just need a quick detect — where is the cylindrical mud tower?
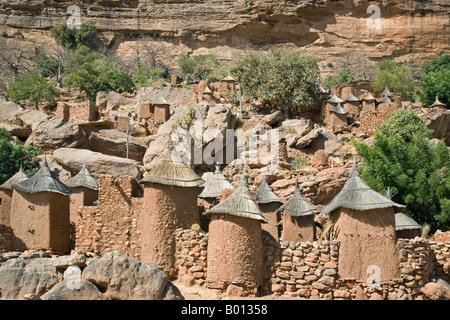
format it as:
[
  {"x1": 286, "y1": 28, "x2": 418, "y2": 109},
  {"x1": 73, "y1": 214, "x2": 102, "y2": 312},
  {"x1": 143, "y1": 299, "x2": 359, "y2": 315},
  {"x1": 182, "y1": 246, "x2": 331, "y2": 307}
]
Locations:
[
  {"x1": 139, "y1": 149, "x2": 204, "y2": 279},
  {"x1": 255, "y1": 176, "x2": 283, "y2": 241}
]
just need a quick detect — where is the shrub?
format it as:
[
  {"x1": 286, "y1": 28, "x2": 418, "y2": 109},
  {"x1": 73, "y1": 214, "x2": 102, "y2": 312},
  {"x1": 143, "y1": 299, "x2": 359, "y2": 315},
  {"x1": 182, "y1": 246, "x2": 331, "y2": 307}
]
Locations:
[
  {"x1": 353, "y1": 110, "x2": 450, "y2": 231},
  {"x1": 132, "y1": 66, "x2": 162, "y2": 89},
  {"x1": 372, "y1": 60, "x2": 416, "y2": 101},
  {"x1": 417, "y1": 55, "x2": 450, "y2": 108},
  {"x1": 0, "y1": 129, "x2": 42, "y2": 185},
  {"x1": 323, "y1": 67, "x2": 355, "y2": 89},
  {"x1": 8, "y1": 73, "x2": 60, "y2": 107},
  {"x1": 178, "y1": 53, "x2": 219, "y2": 82},
  {"x1": 233, "y1": 46, "x2": 320, "y2": 116}
]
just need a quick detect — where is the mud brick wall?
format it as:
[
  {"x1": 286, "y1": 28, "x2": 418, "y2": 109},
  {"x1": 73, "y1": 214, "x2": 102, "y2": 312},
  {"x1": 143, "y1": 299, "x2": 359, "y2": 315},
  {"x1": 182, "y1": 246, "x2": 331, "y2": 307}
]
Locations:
[
  {"x1": 75, "y1": 176, "x2": 142, "y2": 259},
  {"x1": 175, "y1": 228, "x2": 208, "y2": 287},
  {"x1": 0, "y1": 225, "x2": 12, "y2": 252},
  {"x1": 359, "y1": 111, "x2": 392, "y2": 136},
  {"x1": 56, "y1": 101, "x2": 98, "y2": 124}
]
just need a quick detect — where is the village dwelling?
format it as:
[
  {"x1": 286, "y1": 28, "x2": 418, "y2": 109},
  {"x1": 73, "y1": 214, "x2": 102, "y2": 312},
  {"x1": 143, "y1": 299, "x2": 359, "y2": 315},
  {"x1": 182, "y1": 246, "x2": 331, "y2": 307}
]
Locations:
[
  {"x1": 0, "y1": 166, "x2": 28, "y2": 251},
  {"x1": 343, "y1": 91, "x2": 360, "y2": 123},
  {"x1": 153, "y1": 97, "x2": 171, "y2": 123},
  {"x1": 202, "y1": 85, "x2": 214, "y2": 102},
  {"x1": 139, "y1": 148, "x2": 204, "y2": 279},
  {"x1": 395, "y1": 212, "x2": 422, "y2": 239},
  {"x1": 329, "y1": 102, "x2": 349, "y2": 129},
  {"x1": 222, "y1": 75, "x2": 236, "y2": 91},
  {"x1": 198, "y1": 164, "x2": 234, "y2": 231},
  {"x1": 255, "y1": 175, "x2": 283, "y2": 241},
  {"x1": 360, "y1": 92, "x2": 377, "y2": 112},
  {"x1": 65, "y1": 164, "x2": 99, "y2": 224},
  {"x1": 322, "y1": 158, "x2": 405, "y2": 282},
  {"x1": 324, "y1": 94, "x2": 344, "y2": 125},
  {"x1": 203, "y1": 164, "x2": 268, "y2": 294},
  {"x1": 10, "y1": 158, "x2": 72, "y2": 254},
  {"x1": 139, "y1": 102, "x2": 154, "y2": 120},
  {"x1": 277, "y1": 179, "x2": 318, "y2": 243}
]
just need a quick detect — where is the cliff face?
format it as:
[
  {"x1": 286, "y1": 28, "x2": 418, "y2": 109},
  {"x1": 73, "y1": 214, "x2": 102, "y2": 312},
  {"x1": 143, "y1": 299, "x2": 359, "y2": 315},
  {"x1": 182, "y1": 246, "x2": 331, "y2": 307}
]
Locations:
[{"x1": 0, "y1": 0, "x2": 449, "y2": 65}]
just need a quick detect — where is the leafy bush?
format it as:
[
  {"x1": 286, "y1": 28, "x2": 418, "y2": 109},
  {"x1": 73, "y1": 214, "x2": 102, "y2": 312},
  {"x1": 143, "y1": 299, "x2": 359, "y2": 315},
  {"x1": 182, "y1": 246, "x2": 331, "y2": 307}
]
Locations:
[
  {"x1": 353, "y1": 110, "x2": 450, "y2": 231},
  {"x1": 372, "y1": 60, "x2": 416, "y2": 101},
  {"x1": 417, "y1": 55, "x2": 450, "y2": 108},
  {"x1": 132, "y1": 66, "x2": 162, "y2": 89},
  {"x1": 378, "y1": 109, "x2": 433, "y2": 141},
  {"x1": 50, "y1": 22, "x2": 97, "y2": 48},
  {"x1": 233, "y1": 46, "x2": 320, "y2": 116},
  {"x1": 178, "y1": 53, "x2": 219, "y2": 82},
  {"x1": 8, "y1": 73, "x2": 60, "y2": 107},
  {"x1": 64, "y1": 59, "x2": 134, "y2": 102},
  {"x1": 323, "y1": 67, "x2": 356, "y2": 89},
  {"x1": 0, "y1": 129, "x2": 42, "y2": 185}
]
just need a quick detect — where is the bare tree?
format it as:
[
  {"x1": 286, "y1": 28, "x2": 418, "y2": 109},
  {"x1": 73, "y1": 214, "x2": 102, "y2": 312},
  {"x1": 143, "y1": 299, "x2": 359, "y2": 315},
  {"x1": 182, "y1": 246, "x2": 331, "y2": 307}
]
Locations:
[
  {"x1": 334, "y1": 52, "x2": 376, "y2": 81},
  {"x1": 36, "y1": 43, "x2": 70, "y2": 88},
  {"x1": 0, "y1": 38, "x2": 34, "y2": 90}
]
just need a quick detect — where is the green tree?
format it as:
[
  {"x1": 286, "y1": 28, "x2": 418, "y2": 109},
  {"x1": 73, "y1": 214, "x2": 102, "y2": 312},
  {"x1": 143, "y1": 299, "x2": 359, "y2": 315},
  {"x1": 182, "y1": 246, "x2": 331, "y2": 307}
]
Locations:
[
  {"x1": 233, "y1": 46, "x2": 320, "y2": 116},
  {"x1": 64, "y1": 59, "x2": 134, "y2": 102},
  {"x1": 373, "y1": 60, "x2": 416, "y2": 101},
  {"x1": 74, "y1": 22, "x2": 97, "y2": 48},
  {"x1": 0, "y1": 129, "x2": 42, "y2": 185},
  {"x1": 178, "y1": 53, "x2": 219, "y2": 82},
  {"x1": 50, "y1": 22, "x2": 97, "y2": 49},
  {"x1": 353, "y1": 110, "x2": 450, "y2": 231},
  {"x1": 8, "y1": 73, "x2": 60, "y2": 107},
  {"x1": 417, "y1": 55, "x2": 450, "y2": 108},
  {"x1": 323, "y1": 67, "x2": 356, "y2": 89},
  {"x1": 378, "y1": 109, "x2": 433, "y2": 141},
  {"x1": 132, "y1": 66, "x2": 162, "y2": 89}
]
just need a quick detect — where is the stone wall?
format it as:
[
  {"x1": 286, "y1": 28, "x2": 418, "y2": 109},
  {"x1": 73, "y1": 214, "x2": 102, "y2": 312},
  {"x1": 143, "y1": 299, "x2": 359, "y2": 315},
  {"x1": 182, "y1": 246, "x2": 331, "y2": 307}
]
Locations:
[
  {"x1": 74, "y1": 176, "x2": 142, "y2": 259},
  {"x1": 173, "y1": 228, "x2": 449, "y2": 299},
  {"x1": 358, "y1": 111, "x2": 392, "y2": 137},
  {"x1": 55, "y1": 101, "x2": 98, "y2": 124}
]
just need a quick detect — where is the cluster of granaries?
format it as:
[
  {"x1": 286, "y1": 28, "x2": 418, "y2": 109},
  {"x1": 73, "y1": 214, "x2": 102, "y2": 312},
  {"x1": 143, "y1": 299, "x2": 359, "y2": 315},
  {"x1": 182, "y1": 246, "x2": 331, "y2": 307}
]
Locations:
[{"x1": 0, "y1": 143, "x2": 424, "y2": 288}]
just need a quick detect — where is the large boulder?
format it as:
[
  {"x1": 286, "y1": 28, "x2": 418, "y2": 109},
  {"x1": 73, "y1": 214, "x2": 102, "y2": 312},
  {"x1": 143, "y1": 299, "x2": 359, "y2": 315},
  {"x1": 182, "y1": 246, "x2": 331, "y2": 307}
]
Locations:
[
  {"x1": 25, "y1": 117, "x2": 88, "y2": 150},
  {"x1": 96, "y1": 90, "x2": 135, "y2": 111},
  {"x1": 53, "y1": 148, "x2": 143, "y2": 180},
  {"x1": 143, "y1": 103, "x2": 235, "y2": 171},
  {"x1": 0, "y1": 96, "x2": 23, "y2": 120},
  {"x1": 426, "y1": 110, "x2": 450, "y2": 146},
  {"x1": 81, "y1": 251, "x2": 184, "y2": 300},
  {"x1": 40, "y1": 279, "x2": 104, "y2": 300},
  {"x1": 0, "y1": 123, "x2": 31, "y2": 138},
  {"x1": 421, "y1": 279, "x2": 450, "y2": 300},
  {"x1": 0, "y1": 258, "x2": 58, "y2": 300},
  {"x1": 88, "y1": 128, "x2": 147, "y2": 162}
]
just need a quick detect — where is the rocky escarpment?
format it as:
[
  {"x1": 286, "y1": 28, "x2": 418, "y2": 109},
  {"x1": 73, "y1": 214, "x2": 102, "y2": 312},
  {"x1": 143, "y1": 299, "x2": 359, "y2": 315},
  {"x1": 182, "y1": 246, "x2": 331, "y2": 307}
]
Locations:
[{"x1": 0, "y1": 0, "x2": 449, "y2": 66}]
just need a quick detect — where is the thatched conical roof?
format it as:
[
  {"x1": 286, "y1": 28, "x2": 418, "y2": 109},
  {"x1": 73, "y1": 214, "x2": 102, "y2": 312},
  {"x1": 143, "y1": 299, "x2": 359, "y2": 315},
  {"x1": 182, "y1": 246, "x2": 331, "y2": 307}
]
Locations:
[
  {"x1": 322, "y1": 157, "x2": 405, "y2": 216},
  {"x1": 139, "y1": 148, "x2": 204, "y2": 188},
  {"x1": 430, "y1": 96, "x2": 446, "y2": 108},
  {"x1": 360, "y1": 92, "x2": 376, "y2": 101},
  {"x1": 222, "y1": 75, "x2": 235, "y2": 81},
  {"x1": 203, "y1": 163, "x2": 268, "y2": 223},
  {"x1": 199, "y1": 164, "x2": 234, "y2": 199},
  {"x1": 344, "y1": 91, "x2": 360, "y2": 102},
  {"x1": 203, "y1": 86, "x2": 213, "y2": 94},
  {"x1": 380, "y1": 87, "x2": 393, "y2": 97},
  {"x1": 395, "y1": 212, "x2": 421, "y2": 231},
  {"x1": 154, "y1": 97, "x2": 170, "y2": 105},
  {"x1": 327, "y1": 95, "x2": 344, "y2": 104},
  {"x1": 330, "y1": 103, "x2": 349, "y2": 115},
  {"x1": 255, "y1": 176, "x2": 283, "y2": 205},
  {"x1": 0, "y1": 165, "x2": 28, "y2": 191},
  {"x1": 276, "y1": 180, "x2": 318, "y2": 217},
  {"x1": 378, "y1": 95, "x2": 391, "y2": 104},
  {"x1": 12, "y1": 158, "x2": 72, "y2": 196},
  {"x1": 65, "y1": 164, "x2": 99, "y2": 191}
]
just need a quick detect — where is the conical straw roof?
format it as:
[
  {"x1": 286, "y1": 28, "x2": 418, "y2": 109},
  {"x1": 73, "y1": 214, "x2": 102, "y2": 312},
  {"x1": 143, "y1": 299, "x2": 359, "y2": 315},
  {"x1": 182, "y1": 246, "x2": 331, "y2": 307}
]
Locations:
[
  {"x1": 360, "y1": 92, "x2": 376, "y2": 101},
  {"x1": 139, "y1": 148, "x2": 204, "y2": 188},
  {"x1": 0, "y1": 165, "x2": 28, "y2": 191},
  {"x1": 65, "y1": 164, "x2": 99, "y2": 191},
  {"x1": 344, "y1": 91, "x2": 360, "y2": 102},
  {"x1": 154, "y1": 97, "x2": 169, "y2": 105},
  {"x1": 327, "y1": 94, "x2": 344, "y2": 104},
  {"x1": 380, "y1": 87, "x2": 393, "y2": 97},
  {"x1": 276, "y1": 180, "x2": 318, "y2": 217},
  {"x1": 12, "y1": 157, "x2": 72, "y2": 196},
  {"x1": 199, "y1": 164, "x2": 234, "y2": 199},
  {"x1": 322, "y1": 157, "x2": 405, "y2": 216},
  {"x1": 378, "y1": 95, "x2": 391, "y2": 104},
  {"x1": 395, "y1": 212, "x2": 421, "y2": 231},
  {"x1": 203, "y1": 163, "x2": 268, "y2": 223},
  {"x1": 255, "y1": 176, "x2": 283, "y2": 205},
  {"x1": 330, "y1": 102, "x2": 349, "y2": 115},
  {"x1": 203, "y1": 86, "x2": 213, "y2": 94},
  {"x1": 222, "y1": 75, "x2": 235, "y2": 81},
  {"x1": 430, "y1": 96, "x2": 446, "y2": 108}
]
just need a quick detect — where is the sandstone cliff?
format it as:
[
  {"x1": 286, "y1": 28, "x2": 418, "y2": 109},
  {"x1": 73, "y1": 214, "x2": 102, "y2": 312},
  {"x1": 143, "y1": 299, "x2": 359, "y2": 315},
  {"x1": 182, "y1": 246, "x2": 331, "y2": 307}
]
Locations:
[{"x1": 0, "y1": 0, "x2": 449, "y2": 66}]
